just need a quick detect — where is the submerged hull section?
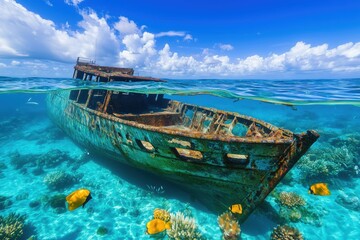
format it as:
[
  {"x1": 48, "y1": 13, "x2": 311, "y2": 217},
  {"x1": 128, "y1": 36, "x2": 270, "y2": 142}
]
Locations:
[{"x1": 47, "y1": 90, "x2": 318, "y2": 222}]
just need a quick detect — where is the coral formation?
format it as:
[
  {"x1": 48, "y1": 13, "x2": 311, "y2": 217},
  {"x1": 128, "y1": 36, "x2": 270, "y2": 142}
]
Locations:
[
  {"x1": 273, "y1": 191, "x2": 322, "y2": 226},
  {"x1": 0, "y1": 196, "x2": 12, "y2": 210},
  {"x1": 96, "y1": 226, "x2": 108, "y2": 235},
  {"x1": 270, "y1": 225, "x2": 303, "y2": 240},
  {"x1": 10, "y1": 152, "x2": 31, "y2": 170},
  {"x1": 44, "y1": 171, "x2": 78, "y2": 190},
  {"x1": 29, "y1": 200, "x2": 41, "y2": 209},
  {"x1": 0, "y1": 162, "x2": 6, "y2": 170},
  {"x1": 335, "y1": 191, "x2": 360, "y2": 212},
  {"x1": 278, "y1": 192, "x2": 305, "y2": 208},
  {"x1": 16, "y1": 193, "x2": 29, "y2": 201},
  {"x1": 167, "y1": 212, "x2": 203, "y2": 240},
  {"x1": 297, "y1": 136, "x2": 359, "y2": 183},
  {"x1": 0, "y1": 162, "x2": 6, "y2": 178},
  {"x1": 218, "y1": 211, "x2": 241, "y2": 240},
  {"x1": 45, "y1": 194, "x2": 67, "y2": 214},
  {"x1": 288, "y1": 210, "x2": 302, "y2": 222},
  {"x1": 36, "y1": 149, "x2": 69, "y2": 168},
  {"x1": 10, "y1": 150, "x2": 73, "y2": 172},
  {"x1": 0, "y1": 213, "x2": 26, "y2": 240},
  {"x1": 153, "y1": 208, "x2": 171, "y2": 222}
]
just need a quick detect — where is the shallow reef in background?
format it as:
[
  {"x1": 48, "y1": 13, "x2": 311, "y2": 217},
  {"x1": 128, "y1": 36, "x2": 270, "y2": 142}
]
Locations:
[{"x1": 0, "y1": 90, "x2": 359, "y2": 239}]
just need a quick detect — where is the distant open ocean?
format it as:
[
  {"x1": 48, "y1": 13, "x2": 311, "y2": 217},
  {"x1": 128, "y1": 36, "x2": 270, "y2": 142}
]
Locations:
[{"x1": 0, "y1": 77, "x2": 359, "y2": 239}]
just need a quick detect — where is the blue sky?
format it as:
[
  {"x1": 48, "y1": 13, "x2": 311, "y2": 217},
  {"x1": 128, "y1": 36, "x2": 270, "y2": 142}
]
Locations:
[{"x1": 0, "y1": 0, "x2": 360, "y2": 78}]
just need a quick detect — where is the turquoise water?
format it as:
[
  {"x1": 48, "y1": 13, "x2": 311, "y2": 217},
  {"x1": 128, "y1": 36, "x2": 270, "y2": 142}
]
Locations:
[{"x1": 0, "y1": 77, "x2": 359, "y2": 239}]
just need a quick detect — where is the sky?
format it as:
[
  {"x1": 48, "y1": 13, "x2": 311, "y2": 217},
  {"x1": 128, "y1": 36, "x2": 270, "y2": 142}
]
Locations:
[{"x1": 0, "y1": 0, "x2": 360, "y2": 78}]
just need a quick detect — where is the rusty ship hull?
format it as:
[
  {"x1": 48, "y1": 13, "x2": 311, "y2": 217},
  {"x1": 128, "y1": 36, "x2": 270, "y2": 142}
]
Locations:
[{"x1": 46, "y1": 59, "x2": 319, "y2": 222}]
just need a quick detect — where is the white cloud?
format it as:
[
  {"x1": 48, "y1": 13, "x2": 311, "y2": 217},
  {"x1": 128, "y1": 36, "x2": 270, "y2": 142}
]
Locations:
[
  {"x1": 155, "y1": 31, "x2": 193, "y2": 41},
  {"x1": 45, "y1": 0, "x2": 53, "y2": 7},
  {"x1": 184, "y1": 34, "x2": 193, "y2": 41},
  {"x1": 0, "y1": 62, "x2": 6, "y2": 67},
  {"x1": 64, "y1": 0, "x2": 84, "y2": 6},
  {"x1": 11, "y1": 60, "x2": 20, "y2": 66},
  {"x1": 156, "y1": 44, "x2": 197, "y2": 74},
  {"x1": 1, "y1": 0, "x2": 360, "y2": 78},
  {"x1": 114, "y1": 16, "x2": 143, "y2": 36},
  {"x1": 155, "y1": 31, "x2": 186, "y2": 38},
  {"x1": 118, "y1": 32, "x2": 156, "y2": 67},
  {"x1": 150, "y1": 41, "x2": 360, "y2": 77},
  {"x1": 218, "y1": 43, "x2": 234, "y2": 51},
  {"x1": 0, "y1": 1, "x2": 119, "y2": 63}
]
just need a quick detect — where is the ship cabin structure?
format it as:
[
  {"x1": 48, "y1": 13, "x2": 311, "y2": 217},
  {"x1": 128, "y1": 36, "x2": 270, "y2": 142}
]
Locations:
[{"x1": 70, "y1": 58, "x2": 167, "y2": 118}]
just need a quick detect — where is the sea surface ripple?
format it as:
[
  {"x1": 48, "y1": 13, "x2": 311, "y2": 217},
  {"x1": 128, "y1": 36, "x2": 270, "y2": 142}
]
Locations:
[{"x1": 0, "y1": 76, "x2": 359, "y2": 105}]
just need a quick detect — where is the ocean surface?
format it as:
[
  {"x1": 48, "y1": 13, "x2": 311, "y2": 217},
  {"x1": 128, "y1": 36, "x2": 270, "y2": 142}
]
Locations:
[{"x1": 0, "y1": 76, "x2": 359, "y2": 240}]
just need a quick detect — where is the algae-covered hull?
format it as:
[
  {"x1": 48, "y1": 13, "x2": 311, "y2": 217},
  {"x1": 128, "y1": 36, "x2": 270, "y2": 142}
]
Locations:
[
  {"x1": 47, "y1": 60, "x2": 319, "y2": 222},
  {"x1": 47, "y1": 90, "x2": 318, "y2": 223}
]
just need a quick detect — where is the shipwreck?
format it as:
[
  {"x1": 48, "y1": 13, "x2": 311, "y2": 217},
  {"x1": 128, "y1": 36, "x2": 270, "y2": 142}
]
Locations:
[{"x1": 46, "y1": 58, "x2": 319, "y2": 222}]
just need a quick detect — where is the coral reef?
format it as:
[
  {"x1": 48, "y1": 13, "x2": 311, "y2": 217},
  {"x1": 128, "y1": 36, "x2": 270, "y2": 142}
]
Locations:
[
  {"x1": 29, "y1": 200, "x2": 41, "y2": 209},
  {"x1": 278, "y1": 192, "x2": 305, "y2": 208},
  {"x1": 96, "y1": 226, "x2": 108, "y2": 236},
  {"x1": 0, "y1": 213, "x2": 26, "y2": 240},
  {"x1": 297, "y1": 136, "x2": 359, "y2": 183},
  {"x1": 273, "y1": 191, "x2": 323, "y2": 226},
  {"x1": 0, "y1": 162, "x2": 6, "y2": 178},
  {"x1": 278, "y1": 202, "x2": 323, "y2": 226},
  {"x1": 10, "y1": 150, "x2": 73, "y2": 172},
  {"x1": 217, "y1": 211, "x2": 241, "y2": 240},
  {"x1": 0, "y1": 196, "x2": 12, "y2": 210},
  {"x1": 45, "y1": 194, "x2": 67, "y2": 214},
  {"x1": 288, "y1": 210, "x2": 302, "y2": 222},
  {"x1": 44, "y1": 171, "x2": 78, "y2": 190},
  {"x1": 30, "y1": 126, "x2": 66, "y2": 144},
  {"x1": 35, "y1": 149, "x2": 69, "y2": 168},
  {"x1": 16, "y1": 193, "x2": 29, "y2": 201},
  {"x1": 153, "y1": 208, "x2": 171, "y2": 222},
  {"x1": 167, "y1": 212, "x2": 203, "y2": 240},
  {"x1": 10, "y1": 152, "x2": 32, "y2": 170},
  {"x1": 0, "y1": 162, "x2": 6, "y2": 170},
  {"x1": 335, "y1": 191, "x2": 360, "y2": 212},
  {"x1": 270, "y1": 225, "x2": 304, "y2": 240}
]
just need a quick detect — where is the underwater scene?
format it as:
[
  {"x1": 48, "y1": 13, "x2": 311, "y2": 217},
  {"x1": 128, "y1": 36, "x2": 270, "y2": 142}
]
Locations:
[{"x1": 0, "y1": 77, "x2": 359, "y2": 240}]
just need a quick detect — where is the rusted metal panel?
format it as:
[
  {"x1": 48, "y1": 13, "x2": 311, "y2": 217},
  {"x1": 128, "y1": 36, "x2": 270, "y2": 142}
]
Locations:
[{"x1": 74, "y1": 64, "x2": 164, "y2": 82}]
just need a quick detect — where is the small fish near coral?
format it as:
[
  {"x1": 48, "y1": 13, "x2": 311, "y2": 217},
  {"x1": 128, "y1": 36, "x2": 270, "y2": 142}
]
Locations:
[
  {"x1": 66, "y1": 189, "x2": 92, "y2": 211},
  {"x1": 146, "y1": 219, "x2": 171, "y2": 235},
  {"x1": 229, "y1": 203, "x2": 243, "y2": 214},
  {"x1": 309, "y1": 183, "x2": 331, "y2": 196}
]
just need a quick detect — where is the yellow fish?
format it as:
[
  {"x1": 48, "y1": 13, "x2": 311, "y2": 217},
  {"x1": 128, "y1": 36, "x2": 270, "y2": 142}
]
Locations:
[
  {"x1": 229, "y1": 204, "x2": 243, "y2": 214},
  {"x1": 309, "y1": 183, "x2": 331, "y2": 196},
  {"x1": 146, "y1": 219, "x2": 171, "y2": 235},
  {"x1": 66, "y1": 189, "x2": 92, "y2": 211}
]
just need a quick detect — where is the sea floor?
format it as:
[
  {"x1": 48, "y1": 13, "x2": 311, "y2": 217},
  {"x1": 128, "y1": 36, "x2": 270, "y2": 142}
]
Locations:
[{"x1": 0, "y1": 95, "x2": 359, "y2": 240}]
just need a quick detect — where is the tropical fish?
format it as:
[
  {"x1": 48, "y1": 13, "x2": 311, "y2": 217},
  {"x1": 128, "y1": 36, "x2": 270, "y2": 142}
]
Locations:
[
  {"x1": 309, "y1": 183, "x2": 331, "y2": 196},
  {"x1": 229, "y1": 203, "x2": 243, "y2": 214},
  {"x1": 66, "y1": 189, "x2": 92, "y2": 211},
  {"x1": 146, "y1": 219, "x2": 171, "y2": 235}
]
